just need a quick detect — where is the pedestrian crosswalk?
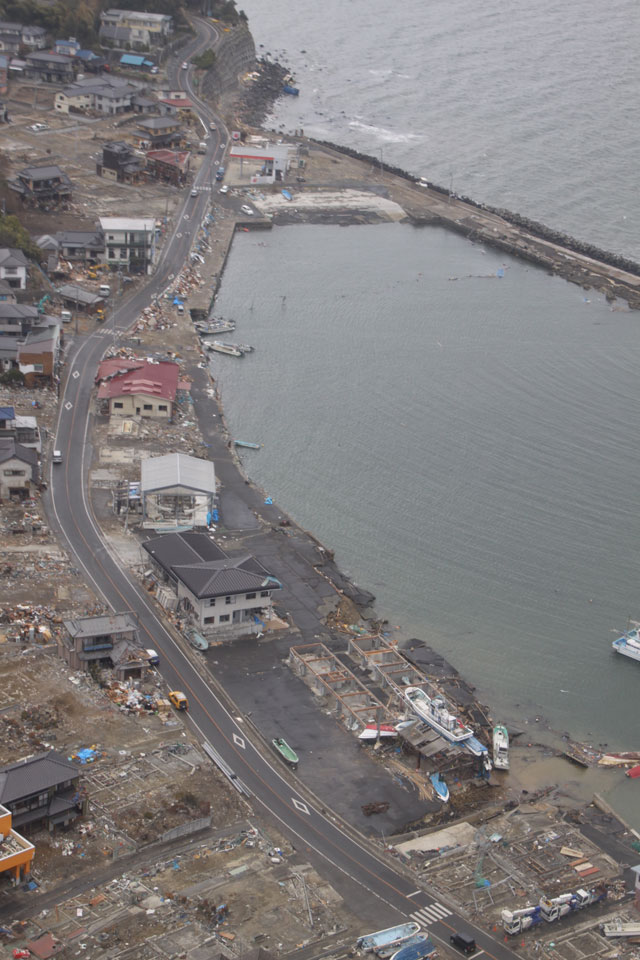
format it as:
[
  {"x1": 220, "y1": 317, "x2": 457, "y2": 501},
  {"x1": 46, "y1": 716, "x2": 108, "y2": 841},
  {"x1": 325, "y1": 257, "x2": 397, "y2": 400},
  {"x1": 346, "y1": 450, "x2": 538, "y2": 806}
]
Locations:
[{"x1": 411, "y1": 902, "x2": 452, "y2": 927}]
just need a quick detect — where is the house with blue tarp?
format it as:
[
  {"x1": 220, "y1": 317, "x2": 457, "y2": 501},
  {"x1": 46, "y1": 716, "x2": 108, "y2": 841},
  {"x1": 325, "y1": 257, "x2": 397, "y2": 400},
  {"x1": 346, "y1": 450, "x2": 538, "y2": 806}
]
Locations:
[{"x1": 120, "y1": 53, "x2": 154, "y2": 70}]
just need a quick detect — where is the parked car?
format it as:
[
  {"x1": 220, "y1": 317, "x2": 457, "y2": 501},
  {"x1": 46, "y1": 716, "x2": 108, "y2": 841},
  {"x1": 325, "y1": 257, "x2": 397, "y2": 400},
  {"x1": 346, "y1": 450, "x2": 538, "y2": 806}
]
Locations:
[
  {"x1": 168, "y1": 690, "x2": 188, "y2": 710},
  {"x1": 190, "y1": 188, "x2": 198, "y2": 197},
  {"x1": 181, "y1": 61, "x2": 188, "y2": 70},
  {"x1": 219, "y1": 184, "x2": 229, "y2": 194},
  {"x1": 30, "y1": 122, "x2": 48, "y2": 132},
  {"x1": 240, "y1": 204, "x2": 254, "y2": 216}
]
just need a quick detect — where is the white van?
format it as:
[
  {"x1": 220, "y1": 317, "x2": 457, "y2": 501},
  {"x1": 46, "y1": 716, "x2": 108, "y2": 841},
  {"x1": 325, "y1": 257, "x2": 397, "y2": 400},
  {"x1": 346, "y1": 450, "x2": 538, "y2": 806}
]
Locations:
[
  {"x1": 52, "y1": 449, "x2": 63, "y2": 463},
  {"x1": 145, "y1": 648, "x2": 159, "y2": 665},
  {"x1": 60, "y1": 309, "x2": 72, "y2": 323},
  {"x1": 99, "y1": 284, "x2": 111, "y2": 297}
]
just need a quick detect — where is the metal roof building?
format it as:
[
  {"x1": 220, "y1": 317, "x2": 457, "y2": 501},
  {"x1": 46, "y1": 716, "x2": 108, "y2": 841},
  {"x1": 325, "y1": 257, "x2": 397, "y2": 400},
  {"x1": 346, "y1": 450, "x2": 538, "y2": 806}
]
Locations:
[{"x1": 140, "y1": 453, "x2": 216, "y2": 530}]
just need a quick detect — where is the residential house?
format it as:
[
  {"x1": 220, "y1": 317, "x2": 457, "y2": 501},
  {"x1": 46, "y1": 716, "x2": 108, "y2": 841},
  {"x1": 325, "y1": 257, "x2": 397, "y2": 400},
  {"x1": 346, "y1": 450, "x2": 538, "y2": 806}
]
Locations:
[
  {"x1": 99, "y1": 216, "x2": 156, "y2": 274},
  {"x1": 119, "y1": 53, "x2": 154, "y2": 71},
  {"x1": 55, "y1": 229, "x2": 104, "y2": 263},
  {"x1": 0, "y1": 279, "x2": 17, "y2": 302},
  {"x1": 0, "y1": 53, "x2": 8, "y2": 96},
  {"x1": 157, "y1": 95, "x2": 193, "y2": 117},
  {"x1": 8, "y1": 164, "x2": 72, "y2": 207},
  {"x1": 0, "y1": 22, "x2": 22, "y2": 55},
  {"x1": 0, "y1": 803, "x2": 34, "y2": 884},
  {"x1": 95, "y1": 356, "x2": 178, "y2": 417},
  {"x1": 0, "y1": 751, "x2": 86, "y2": 831},
  {"x1": 53, "y1": 37, "x2": 80, "y2": 57},
  {"x1": 17, "y1": 323, "x2": 61, "y2": 387},
  {"x1": 133, "y1": 116, "x2": 183, "y2": 150},
  {"x1": 59, "y1": 612, "x2": 144, "y2": 676},
  {"x1": 75, "y1": 49, "x2": 105, "y2": 73},
  {"x1": 140, "y1": 452, "x2": 216, "y2": 529},
  {"x1": 0, "y1": 437, "x2": 39, "y2": 500},
  {"x1": 0, "y1": 407, "x2": 42, "y2": 452},
  {"x1": 142, "y1": 531, "x2": 281, "y2": 635},
  {"x1": 132, "y1": 94, "x2": 156, "y2": 114},
  {"x1": 56, "y1": 283, "x2": 105, "y2": 313},
  {"x1": 0, "y1": 248, "x2": 28, "y2": 289},
  {"x1": 21, "y1": 25, "x2": 47, "y2": 50},
  {"x1": 96, "y1": 141, "x2": 145, "y2": 183},
  {"x1": 24, "y1": 51, "x2": 75, "y2": 83},
  {"x1": 0, "y1": 303, "x2": 41, "y2": 337},
  {"x1": 146, "y1": 149, "x2": 190, "y2": 186},
  {"x1": 99, "y1": 24, "x2": 134, "y2": 48},
  {"x1": 100, "y1": 9, "x2": 172, "y2": 47},
  {"x1": 54, "y1": 75, "x2": 139, "y2": 115},
  {"x1": 0, "y1": 338, "x2": 20, "y2": 374}
]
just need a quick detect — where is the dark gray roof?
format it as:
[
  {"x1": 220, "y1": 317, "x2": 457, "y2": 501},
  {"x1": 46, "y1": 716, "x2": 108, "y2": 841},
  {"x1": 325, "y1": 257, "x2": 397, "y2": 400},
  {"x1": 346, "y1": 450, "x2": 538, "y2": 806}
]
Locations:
[
  {"x1": 21, "y1": 164, "x2": 67, "y2": 180},
  {"x1": 56, "y1": 230, "x2": 104, "y2": 250},
  {"x1": 99, "y1": 24, "x2": 132, "y2": 41},
  {"x1": 0, "y1": 751, "x2": 77, "y2": 805},
  {"x1": 173, "y1": 558, "x2": 273, "y2": 599},
  {"x1": 142, "y1": 531, "x2": 278, "y2": 600},
  {"x1": 0, "y1": 247, "x2": 28, "y2": 268},
  {"x1": 0, "y1": 436, "x2": 38, "y2": 469},
  {"x1": 57, "y1": 283, "x2": 103, "y2": 305},
  {"x1": 0, "y1": 302, "x2": 38, "y2": 318},
  {"x1": 26, "y1": 51, "x2": 73, "y2": 64}
]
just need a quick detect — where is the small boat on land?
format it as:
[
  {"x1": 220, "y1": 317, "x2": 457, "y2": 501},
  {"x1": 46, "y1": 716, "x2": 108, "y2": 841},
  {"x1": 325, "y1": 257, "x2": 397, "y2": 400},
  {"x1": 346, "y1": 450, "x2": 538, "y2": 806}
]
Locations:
[
  {"x1": 612, "y1": 621, "x2": 640, "y2": 663},
  {"x1": 207, "y1": 341, "x2": 244, "y2": 357},
  {"x1": 282, "y1": 189, "x2": 292, "y2": 200},
  {"x1": 234, "y1": 440, "x2": 261, "y2": 450},
  {"x1": 599, "y1": 751, "x2": 640, "y2": 767},
  {"x1": 430, "y1": 772, "x2": 449, "y2": 803},
  {"x1": 272, "y1": 738, "x2": 298, "y2": 769},
  {"x1": 390, "y1": 938, "x2": 436, "y2": 960},
  {"x1": 358, "y1": 722, "x2": 398, "y2": 741},
  {"x1": 378, "y1": 934, "x2": 429, "y2": 959},
  {"x1": 626, "y1": 764, "x2": 640, "y2": 779},
  {"x1": 404, "y1": 687, "x2": 474, "y2": 742},
  {"x1": 357, "y1": 922, "x2": 421, "y2": 954},
  {"x1": 493, "y1": 724, "x2": 510, "y2": 770}
]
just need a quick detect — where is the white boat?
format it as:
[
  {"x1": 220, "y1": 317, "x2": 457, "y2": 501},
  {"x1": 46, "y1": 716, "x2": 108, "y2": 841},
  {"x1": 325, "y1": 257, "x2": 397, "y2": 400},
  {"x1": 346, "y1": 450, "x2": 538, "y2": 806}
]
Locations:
[
  {"x1": 493, "y1": 724, "x2": 509, "y2": 769},
  {"x1": 357, "y1": 922, "x2": 421, "y2": 953},
  {"x1": 612, "y1": 622, "x2": 640, "y2": 662},
  {"x1": 196, "y1": 319, "x2": 236, "y2": 334},
  {"x1": 358, "y1": 722, "x2": 398, "y2": 741},
  {"x1": 404, "y1": 687, "x2": 473, "y2": 742},
  {"x1": 207, "y1": 341, "x2": 244, "y2": 357}
]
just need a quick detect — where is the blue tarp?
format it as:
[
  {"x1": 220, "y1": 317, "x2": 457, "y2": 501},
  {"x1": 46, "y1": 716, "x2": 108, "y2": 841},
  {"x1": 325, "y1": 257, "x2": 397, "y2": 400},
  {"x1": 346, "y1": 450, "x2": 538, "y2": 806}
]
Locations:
[{"x1": 120, "y1": 53, "x2": 153, "y2": 67}]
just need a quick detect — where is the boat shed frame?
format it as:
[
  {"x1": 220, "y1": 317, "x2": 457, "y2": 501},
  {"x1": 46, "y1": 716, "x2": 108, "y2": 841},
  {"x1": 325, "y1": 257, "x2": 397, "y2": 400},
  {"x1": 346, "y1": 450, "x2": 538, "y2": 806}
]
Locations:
[{"x1": 140, "y1": 452, "x2": 216, "y2": 530}]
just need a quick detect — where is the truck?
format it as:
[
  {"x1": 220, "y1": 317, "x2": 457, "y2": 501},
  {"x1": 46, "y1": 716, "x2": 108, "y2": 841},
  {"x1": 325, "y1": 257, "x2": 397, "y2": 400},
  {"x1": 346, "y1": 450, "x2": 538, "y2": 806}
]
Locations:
[{"x1": 502, "y1": 885, "x2": 608, "y2": 935}]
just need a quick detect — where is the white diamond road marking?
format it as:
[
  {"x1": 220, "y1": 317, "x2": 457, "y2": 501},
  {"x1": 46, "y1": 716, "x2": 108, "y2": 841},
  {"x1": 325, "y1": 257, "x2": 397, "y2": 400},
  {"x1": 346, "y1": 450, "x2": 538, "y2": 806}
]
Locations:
[
  {"x1": 411, "y1": 903, "x2": 452, "y2": 926},
  {"x1": 72, "y1": 370, "x2": 80, "y2": 379},
  {"x1": 64, "y1": 401, "x2": 73, "y2": 410},
  {"x1": 292, "y1": 798, "x2": 310, "y2": 815},
  {"x1": 233, "y1": 733, "x2": 246, "y2": 749}
]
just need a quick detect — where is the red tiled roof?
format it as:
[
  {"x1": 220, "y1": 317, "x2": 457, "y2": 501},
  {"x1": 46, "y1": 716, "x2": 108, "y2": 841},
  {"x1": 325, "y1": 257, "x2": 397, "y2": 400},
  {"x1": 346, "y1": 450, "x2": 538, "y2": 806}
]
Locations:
[
  {"x1": 147, "y1": 149, "x2": 190, "y2": 167},
  {"x1": 96, "y1": 359, "x2": 179, "y2": 403},
  {"x1": 160, "y1": 97, "x2": 192, "y2": 107}
]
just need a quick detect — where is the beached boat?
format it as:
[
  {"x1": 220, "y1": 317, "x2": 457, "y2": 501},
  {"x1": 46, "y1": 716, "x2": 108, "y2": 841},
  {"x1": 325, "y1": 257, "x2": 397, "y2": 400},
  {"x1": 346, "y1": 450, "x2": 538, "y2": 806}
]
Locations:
[
  {"x1": 404, "y1": 687, "x2": 474, "y2": 742},
  {"x1": 357, "y1": 922, "x2": 421, "y2": 954},
  {"x1": 358, "y1": 722, "x2": 398, "y2": 741},
  {"x1": 626, "y1": 764, "x2": 640, "y2": 779},
  {"x1": 207, "y1": 341, "x2": 244, "y2": 357},
  {"x1": 612, "y1": 622, "x2": 640, "y2": 663},
  {"x1": 272, "y1": 738, "x2": 298, "y2": 769},
  {"x1": 390, "y1": 938, "x2": 436, "y2": 960},
  {"x1": 234, "y1": 440, "x2": 261, "y2": 449},
  {"x1": 493, "y1": 724, "x2": 510, "y2": 770},
  {"x1": 598, "y1": 751, "x2": 640, "y2": 767},
  {"x1": 430, "y1": 772, "x2": 449, "y2": 802},
  {"x1": 378, "y1": 934, "x2": 429, "y2": 959},
  {"x1": 195, "y1": 319, "x2": 235, "y2": 334},
  {"x1": 282, "y1": 189, "x2": 292, "y2": 200}
]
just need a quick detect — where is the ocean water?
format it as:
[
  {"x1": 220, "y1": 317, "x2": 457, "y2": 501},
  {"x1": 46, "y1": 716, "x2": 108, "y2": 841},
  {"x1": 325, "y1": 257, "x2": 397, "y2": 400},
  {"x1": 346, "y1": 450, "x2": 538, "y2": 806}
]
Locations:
[
  {"x1": 211, "y1": 224, "x2": 640, "y2": 827},
  {"x1": 241, "y1": 0, "x2": 640, "y2": 261}
]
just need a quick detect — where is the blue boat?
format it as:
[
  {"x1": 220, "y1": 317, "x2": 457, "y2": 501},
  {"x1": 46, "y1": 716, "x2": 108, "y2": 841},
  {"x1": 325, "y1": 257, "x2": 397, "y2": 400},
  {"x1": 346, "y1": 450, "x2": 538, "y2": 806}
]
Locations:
[
  {"x1": 430, "y1": 772, "x2": 449, "y2": 803},
  {"x1": 391, "y1": 938, "x2": 436, "y2": 960},
  {"x1": 357, "y1": 922, "x2": 421, "y2": 953},
  {"x1": 378, "y1": 934, "x2": 428, "y2": 958},
  {"x1": 283, "y1": 84, "x2": 299, "y2": 95},
  {"x1": 281, "y1": 189, "x2": 292, "y2": 200},
  {"x1": 465, "y1": 735, "x2": 488, "y2": 757}
]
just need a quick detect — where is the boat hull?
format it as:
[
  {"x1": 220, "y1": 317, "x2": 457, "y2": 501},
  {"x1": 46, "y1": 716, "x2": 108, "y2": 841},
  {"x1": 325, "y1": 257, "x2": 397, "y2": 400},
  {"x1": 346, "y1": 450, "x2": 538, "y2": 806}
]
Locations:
[
  {"x1": 493, "y1": 725, "x2": 510, "y2": 770},
  {"x1": 357, "y1": 922, "x2": 421, "y2": 953},
  {"x1": 404, "y1": 687, "x2": 473, "y2": 743},
  {"x1": 612, "y1": 636, "x2": 640, "y2": 661}
]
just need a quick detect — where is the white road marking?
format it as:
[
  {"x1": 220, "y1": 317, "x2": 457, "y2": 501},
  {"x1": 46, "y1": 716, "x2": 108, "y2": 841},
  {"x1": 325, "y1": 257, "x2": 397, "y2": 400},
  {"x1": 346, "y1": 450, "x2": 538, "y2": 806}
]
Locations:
[
  {"x1": 292, "y1": 798, "x2": 310, "y2": 815},
  {"x1": 64, "y1": 401, "x2": 73, "y2": 410},
  {"x1": 233, "y1": 733, "x2": 246, "y2": 749},
  {"x1": 72, "y1": 370, "x2": 80, "y2": 379},
  {"x1": 411, "y1": 902, "x2": 452, "y2": 926},
  {"x1": 407, "y1": 889, "x2": 422, "y2": 897}
]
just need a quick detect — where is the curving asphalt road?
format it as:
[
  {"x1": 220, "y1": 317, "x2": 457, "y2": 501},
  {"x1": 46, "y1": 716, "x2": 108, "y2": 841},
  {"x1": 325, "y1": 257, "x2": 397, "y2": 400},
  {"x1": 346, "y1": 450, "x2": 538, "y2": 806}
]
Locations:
[{"x1": 45, "y1": 20, "x2": 520, "y2": 957}]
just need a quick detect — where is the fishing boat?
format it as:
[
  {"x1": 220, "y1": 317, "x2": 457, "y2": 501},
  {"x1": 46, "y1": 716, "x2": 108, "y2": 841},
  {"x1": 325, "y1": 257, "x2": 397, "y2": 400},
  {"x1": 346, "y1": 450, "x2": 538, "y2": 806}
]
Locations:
[
  {"x1": 378, "y1": 934, "x2": 429, "y2": 959},
  {"x1": 599, "y1": 751, "x2": 640, "y2": 767},
  {"x1": 195, "y1": 319, "x2": 235, "y2": 334},
  {"x1": 390, "y1": 938, "x2": 436, "y2": 960},
  {"x1": 358, "y1": 722, "x2": 398, "y2": 741},
  {"x1": 207, "y1": 341, "x2": 244, "y2": 357},
  {"x1": 282, "y1": 189, "x2": 292, "y2": 200},
  {"x1": 357, "y1": 922, "x2": 421, "y2": 953},
  {"x1": 235, "y1": 343, "x2": 254, "y2": 353},
  {"x1": 272, "y1": 738, "x2": 298, "y2": 769},
  {"x1": 234, "y1": 440, "x2": 261, "y2": 450},
  {"x1": 493, "y1": 724, "x2": 510, "y2": 770},
  {"x1": 626, "y1": 764, "x2": 640, "y2": 779},
  {"x1": 430, "y1": 772, "x2": 449, "y2": 803},
  {"x1": 404, "y1": 687, "x2": 474, "y2": 742},
  {"x1": 612, "y1": 622, "x2": 640, "y2": 662}
]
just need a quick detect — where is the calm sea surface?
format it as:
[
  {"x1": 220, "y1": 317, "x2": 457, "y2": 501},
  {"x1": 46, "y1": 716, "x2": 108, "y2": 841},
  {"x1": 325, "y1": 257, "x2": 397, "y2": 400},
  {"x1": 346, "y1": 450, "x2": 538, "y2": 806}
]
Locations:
[{"x1": 210, "y1": 2, "x2": 640, "y2": 825}]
